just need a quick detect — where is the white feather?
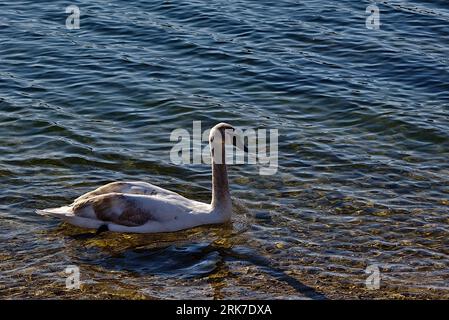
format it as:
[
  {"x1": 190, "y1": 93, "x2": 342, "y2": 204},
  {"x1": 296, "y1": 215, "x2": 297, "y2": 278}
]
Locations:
[{"x1": 36, "y1": 123, "x2": 242, "y2": 234}]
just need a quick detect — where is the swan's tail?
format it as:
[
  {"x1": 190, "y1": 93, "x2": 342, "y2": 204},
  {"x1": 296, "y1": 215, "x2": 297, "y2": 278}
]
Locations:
[{"x1": 36, "y1": 206, "x2": 74, "y2": 219}]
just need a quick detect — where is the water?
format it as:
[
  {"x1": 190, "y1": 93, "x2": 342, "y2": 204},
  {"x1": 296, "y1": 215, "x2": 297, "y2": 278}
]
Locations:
[{"x1": 1, "y1": 0, "x2": 448, "y2": 299}]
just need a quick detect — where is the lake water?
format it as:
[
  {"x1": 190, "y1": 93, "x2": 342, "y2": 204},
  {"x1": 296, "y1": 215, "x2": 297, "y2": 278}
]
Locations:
[{"x1": 0, "y1": 0, "x2": 448, "y2": 299}]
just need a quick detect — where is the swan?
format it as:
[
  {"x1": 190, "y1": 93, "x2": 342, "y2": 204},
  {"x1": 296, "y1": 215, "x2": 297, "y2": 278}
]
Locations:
[{"x1": 36, "y1": 123, "x2": 247, "y2": 234}]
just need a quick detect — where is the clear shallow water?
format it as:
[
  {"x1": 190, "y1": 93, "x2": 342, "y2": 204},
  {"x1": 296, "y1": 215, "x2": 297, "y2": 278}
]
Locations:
[{"x1": 1, "y1": 0, "x2": 448, "y2": 299}]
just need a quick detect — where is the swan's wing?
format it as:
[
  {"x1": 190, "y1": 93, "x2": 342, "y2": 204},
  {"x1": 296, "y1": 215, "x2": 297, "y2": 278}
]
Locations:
[
  {"x1": 74, "y1": 181, "x2": 181, "y2": 203},
  {"x1": 71, "y1": 192, "x2": 188, "y2": 227},
  {"x1": 72, "y1": 192, "x2": 154, "y2": 226}
]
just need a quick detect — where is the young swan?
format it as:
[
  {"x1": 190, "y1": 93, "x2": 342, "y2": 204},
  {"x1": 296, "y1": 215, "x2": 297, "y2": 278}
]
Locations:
[{"x1": 36, "y1": 123, "x2": 247, "y2": 234}]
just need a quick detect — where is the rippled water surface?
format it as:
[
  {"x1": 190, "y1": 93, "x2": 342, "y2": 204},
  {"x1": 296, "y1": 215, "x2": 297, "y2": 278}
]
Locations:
[{"x1": 1, "y1": 0, "x2": 449, "y2": 299}]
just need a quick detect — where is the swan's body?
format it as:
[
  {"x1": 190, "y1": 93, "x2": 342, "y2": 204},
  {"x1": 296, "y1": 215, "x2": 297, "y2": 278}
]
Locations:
[{"x1": 36, "y1": 123, "x2": 241, "y2": 234}]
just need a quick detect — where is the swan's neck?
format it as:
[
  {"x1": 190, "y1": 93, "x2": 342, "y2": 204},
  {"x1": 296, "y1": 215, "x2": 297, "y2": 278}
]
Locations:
[{"x1": 210, "y1": 151, "x2": 232, "y2": 219}]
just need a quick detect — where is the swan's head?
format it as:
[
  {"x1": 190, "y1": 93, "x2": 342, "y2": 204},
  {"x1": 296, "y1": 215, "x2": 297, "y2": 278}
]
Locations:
[
  {"x1": 209, "y1": 122, "x2": 234, "y2": 141},
  {"x1": 209, "y1": 123, "x2": 248, "y2": 162}
]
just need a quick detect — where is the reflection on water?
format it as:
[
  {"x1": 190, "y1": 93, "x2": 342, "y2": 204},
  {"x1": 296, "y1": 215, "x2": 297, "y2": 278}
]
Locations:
[{"x1": 1, "y1": 0, "x2": 449, "y2": 299}]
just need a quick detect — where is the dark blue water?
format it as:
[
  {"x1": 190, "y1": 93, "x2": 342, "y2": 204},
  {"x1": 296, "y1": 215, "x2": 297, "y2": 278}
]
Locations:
[{"x1": 0, "y1": 0, "x2": 448, "y2": 299}]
